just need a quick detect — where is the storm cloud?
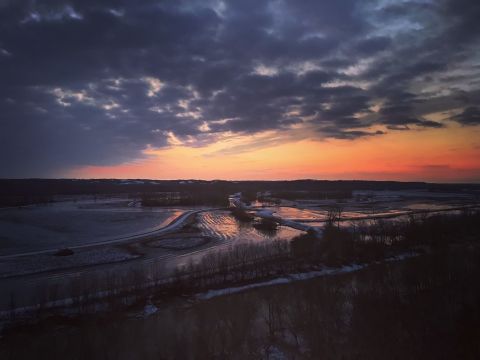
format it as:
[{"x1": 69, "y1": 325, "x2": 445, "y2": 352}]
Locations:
[{"x1": 1, "y1": 0, "x2": 479, "y2": 176}]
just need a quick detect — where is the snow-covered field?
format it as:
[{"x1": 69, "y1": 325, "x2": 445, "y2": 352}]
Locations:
[
  {"x1": 0, "y1": 245, "x2": 139, "y2": 278},
  {"x1": 0, "y1": 206, "x2": 303, "y2": 281},
  {"x1": 242, "y1": 190, "x2": 480, "y2": 233},
  {"x1": 0, "y1": 190, "x2": 477, "y2": 309},
  {"x1": 254, "y1": 190, "x2": 478, "y2": 223},
  {"x1": 0, "y1": 197, "x2": 184, "y2": 256},
  {"x1": 145, "y1": 236, "x2": 210, "y2": 250}
]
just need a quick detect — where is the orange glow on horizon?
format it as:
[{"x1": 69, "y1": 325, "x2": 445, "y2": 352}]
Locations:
[{"x1": 66, "y1": 124, "x2": 480, "y2": 183}]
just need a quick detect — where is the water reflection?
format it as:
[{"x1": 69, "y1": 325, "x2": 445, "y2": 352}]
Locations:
[{"x1": 197, "y1": 210, "x2": 302, "y2": 244}]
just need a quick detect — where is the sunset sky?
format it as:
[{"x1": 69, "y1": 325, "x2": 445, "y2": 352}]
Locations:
[{"x1": 1, "y1": 0, "x2": 479, "y2": 182}]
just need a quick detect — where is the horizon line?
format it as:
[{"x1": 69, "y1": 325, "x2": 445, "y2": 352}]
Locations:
[{"x1": 1, "y1": 178, "x2": 480, "y2": 185}]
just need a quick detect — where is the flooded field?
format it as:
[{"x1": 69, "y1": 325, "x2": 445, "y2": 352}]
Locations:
[
  {"x1": 0, "y1": 204, "x2": 305, "y2": 284},
  {"x1": 197, "y1": 210, "x2": 302, "y2": 244},
  {"x1": 0, "y1": 198, "x2": 184, "y2": 256},
  {"x1": 253, "y1": 189, "x2": 479, "y2": 229},
  {"x1": 0, "y1": 189, "x2": 478, "y2": 313},
  {"x1": 1, "y1": 190, "x2": 477, "y2": 262},
  {"x1": 262, "y1": 206, "x2": 327, "y2": 221}
]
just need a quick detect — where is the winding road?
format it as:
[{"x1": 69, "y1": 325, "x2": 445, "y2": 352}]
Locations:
[
  {"x1": 0, "y1": 207, "x2": 228, "y2": 311},
  {"x1": 0, "y1": 208, "x2": 214, "y2": 261}
]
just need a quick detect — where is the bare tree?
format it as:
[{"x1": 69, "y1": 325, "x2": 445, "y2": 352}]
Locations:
[{"x1": 326, "y1": 204, "x2": 344, "y2": 228}]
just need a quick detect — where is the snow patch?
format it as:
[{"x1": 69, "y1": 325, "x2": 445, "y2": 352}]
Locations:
[
  {"x1": 143, "y1": 303, "x2": 158, "y2": 317},
  {"x1": 264, "y1": 345, "x2": 287, "y2": 360},
  {"x1": 197, "y1": 253, "x2": 419, "y2": 300}
]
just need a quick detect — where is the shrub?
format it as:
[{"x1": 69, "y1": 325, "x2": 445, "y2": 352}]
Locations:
[
  {"x1": 253, "y1": 218, "x2": 278, "y2": 232},
  {"x1": 290, "y1": 229, "x2": 318, "y2": 259},
  {"x1": 320, "y1": 224, "x2": 354, "y2": 266}
]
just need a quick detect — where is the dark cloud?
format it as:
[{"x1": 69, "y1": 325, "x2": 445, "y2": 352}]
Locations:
[
  {"x1": 0, "y1": 0, "x2": 479, "y2": 176},
  {"x1": 319, "y1": 128, "x2": 385, "y2": 140},
  {"x1": 350, "y1": 36, "x2": 391, "y2": 56},
  {"x1": 450, "y1": 107, "x2": 480, "y2": 125}
]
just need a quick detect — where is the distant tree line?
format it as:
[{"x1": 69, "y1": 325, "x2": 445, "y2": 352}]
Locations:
[
  {"x1": 0, "y1": 195, "x2": 53, "y2": 207},
  {"x1": 270, "y1": 190, "x2": 353, "y2": 200},
  {"x1": 2, "y1": 178, "x2": 478, "y2": 200},
  {"x1": 140, "y1": 191, "x2": 229, "y2": 207}
]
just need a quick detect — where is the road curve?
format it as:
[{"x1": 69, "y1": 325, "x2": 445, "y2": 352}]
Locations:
[{"x1": 0, "y1": 208, "x2": 218, "y2": 260}]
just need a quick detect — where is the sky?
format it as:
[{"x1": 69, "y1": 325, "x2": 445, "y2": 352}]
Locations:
[{"x1": 1, "y1": 0, "x2": 480, "y2": 182}]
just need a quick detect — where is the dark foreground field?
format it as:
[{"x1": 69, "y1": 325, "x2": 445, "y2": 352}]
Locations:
[
  {"x1": 1, "y1": 180, "x2": 479, "y2": 359},
  {"x1": 1, "y1": 239, "x2": 479, "y2": 360}
]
